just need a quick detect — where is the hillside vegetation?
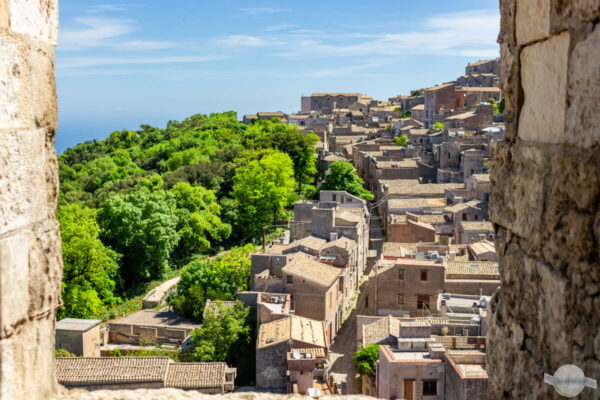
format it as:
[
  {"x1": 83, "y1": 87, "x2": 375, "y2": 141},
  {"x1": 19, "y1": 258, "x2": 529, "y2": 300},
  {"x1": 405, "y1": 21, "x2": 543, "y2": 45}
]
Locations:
[{"x1": 58, "y1": 111, "x2": 319, "y2": 319}]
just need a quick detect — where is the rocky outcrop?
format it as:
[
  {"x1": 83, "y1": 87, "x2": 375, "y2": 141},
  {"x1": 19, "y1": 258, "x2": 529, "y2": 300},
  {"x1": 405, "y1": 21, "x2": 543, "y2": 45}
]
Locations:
[{"x1": 488, "y1": 0, "x2": 600, "y2": 398}]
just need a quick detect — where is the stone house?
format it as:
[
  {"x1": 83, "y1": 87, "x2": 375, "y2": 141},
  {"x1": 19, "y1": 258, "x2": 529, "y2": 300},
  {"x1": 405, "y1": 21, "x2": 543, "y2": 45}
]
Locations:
[
  {"x1": 464, "y1": 59, "x2": 499, "y2": 75},
  {"x1": 454, "y1": 87, "x2": 501, "y2": 110},
  {"x1": 410, "y1": 104, "x2": 425, "y2": 122},
  {"x1": 456, "y1": 221, "x2": 495, "y2": 244},
  {"x1": 107, "y1": 310, "x2": 200, "y2": 346},
  {"x1": 444, "y1": 104, "x2": 494, "y2": 133},
  {"x1": 287, "y1": 347, "x2": 333, "y2": 395},
  {"x1": 455, "y1": 72, "x2": 496, "y2": 88},
  {"x1": 282, "y1": 253, "x2": 343, "y2": 343},
  {"x1": 443, "y1": 260, "x2": 500, "y2": 296},
  {"x1": 235, "y1": 291, "x2": 291, "y2": 324},
  {"x1": 256, "y1": 315, "x2": 327, "y2": 389},
  {"x1": 365, "y1": 258, "x2": 445, "y2": 317},
  {"x1": 256, "y1": 111, "x2": 286, "y2": 121},
  {"x1": 444, "y1": 351, "x2": 488, "y2": 399},
  {"x1": 289, "y1": 190, "x2": 369, "y2": 279},
  {"x1": 55, "y1": 318, "x2": 101, "y2": 357},
  {"x1": 423, "y1": 82, "x2": 456, "y2": 128},
  {"x1": 377, "y1": 340, "x2": 446, "y2": 399},
  {"x1": 301, "y1": 93, "x2": 372, "y2": 114},
  {"x1": 56, "y1": 357, "x2": 235, "y2": 393},
  {"x1": 387, "y1": 215, "x2": 436, "y2": 243},
  {"x1": 468, "y1": 240, "x2": 498, "y2": 262},
  {"x1": 242, "y1": 114, "x2": 257, "y2": 124}
]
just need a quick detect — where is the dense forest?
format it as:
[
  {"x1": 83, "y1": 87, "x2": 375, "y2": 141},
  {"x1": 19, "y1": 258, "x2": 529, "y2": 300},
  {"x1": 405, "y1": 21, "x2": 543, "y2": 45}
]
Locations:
[{"x1": 58, "y1": 111, "x2": 320, "y2": 320}]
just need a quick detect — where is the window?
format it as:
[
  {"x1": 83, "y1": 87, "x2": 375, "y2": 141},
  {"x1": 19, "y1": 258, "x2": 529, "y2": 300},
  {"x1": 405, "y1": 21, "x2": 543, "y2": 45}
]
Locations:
[
  {"x1": 332, "y1": 194, "x2": 337, "y2": 201},
  {"x1": 398, "y1": 269, "x2": 404, "y2": 280},
  {"x1": 287, "y1": 275, "x2": 293, "y2": 284},
  {"x1": 365, "y1": 295, "x2": 369, "y2": 308},
  {"x1": 462, "y1": 213, "x2": 467, "y2": 220},
  {"x1": 448, "y1": 152, "x2": 451, "y2": 159},
  {"x1": 474, "y1": 215, "x2": 478, "y2": 220},
  {"x1": 420, "y1": 270, "x2": 428, "y2": 281},
  {"x1": 417, "y1": 295, "x2": 431, "y2": 310},
  {"x1": 397, "y1": 295, "x2": 404, "y2": 305},
  {"x1": 423, "y1": 380, "x2": 437, "y2": 396}
]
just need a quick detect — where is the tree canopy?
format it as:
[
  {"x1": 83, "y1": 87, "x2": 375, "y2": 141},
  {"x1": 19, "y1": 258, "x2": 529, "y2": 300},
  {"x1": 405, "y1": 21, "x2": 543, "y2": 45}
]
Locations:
[
  {"x1": 186, "y1": 300, "x2": 251, "y2": 362},
  {"x1": 57, "y1": 204, "x2": 120, "y2": 318},
  {"x1": 394, "y1": 134, "x2": 408, "y2": 147},
  {"x1": 353, "y1": 344, "x2": 380, "y2": 376},
  {"x1": 57, "y1": 112, "x2": 318, "y2": 319},
  {"x1": 318, "y1": 161, "x2": 374, "y2": 201}
]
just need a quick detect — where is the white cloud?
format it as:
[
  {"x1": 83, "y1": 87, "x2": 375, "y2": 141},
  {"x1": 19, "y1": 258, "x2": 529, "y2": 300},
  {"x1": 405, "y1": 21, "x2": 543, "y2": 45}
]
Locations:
[
  {"x1": 59, "y1": 17, "x2": 135, "y2": 50},
  {"x1": 89, "y1": 4, "x2": 130, "y2": 12},
  {"x1": 57, "y1": 55, "x2": 225, "y2": 69},
  {"x1": 118, "y1": 40, "x2": 176, "y2": 50},
  {"x1": 264, "y1": 23, "x2": 298, "y2": 32},
  {"x1": 239, "y1": 7, "x2": 288, "y2": 16},
  {"x1": 215, "y1": 34, "x2": 282, "y2": 48},
  {"x1": 279, "y1": 9, "x2": 500, "y2": 59}
]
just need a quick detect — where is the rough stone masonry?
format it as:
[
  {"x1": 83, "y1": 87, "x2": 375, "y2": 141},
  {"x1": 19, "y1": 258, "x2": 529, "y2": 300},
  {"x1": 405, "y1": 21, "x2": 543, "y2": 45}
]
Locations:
[
  {"x1": 0, "y1": 0, "x2": 62, "y2": 399},
  {"x1": 488, "y1": 0, "x2": 600, "y2": 399}
]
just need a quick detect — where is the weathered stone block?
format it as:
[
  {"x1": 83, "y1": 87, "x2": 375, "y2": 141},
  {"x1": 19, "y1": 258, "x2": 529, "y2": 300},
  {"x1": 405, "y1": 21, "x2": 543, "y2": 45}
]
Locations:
[
  {"x1": 565, "y1": 25, "x2": 600, "y2": 147},
  {"x1": 518, "y1": 32, "x2": 569, "y2": 144},
  {"x1": 0, "y1": 230, "x2": 31, "y2": 339},
  {"x1": 516, "y1": 0, "x2": 551, "y2": 45},
  {"x1": 0, "y1": 32, "x2": 56, "y2": 131},
  {"x1": 0, "y1": 129, "x2": 49, "y2": 235},
  {"x1": 28, "y1": 220, "x2": 62, "y2": 318},
  {"x1": 0, "y1": 313, "x2": 57, "y2": 400},
  {"x1": 8, "y1": 0, "x2": 58, "y2": 45},
  {"x1": 0, "y1": 33, "x2": 28, "y2": 130}
]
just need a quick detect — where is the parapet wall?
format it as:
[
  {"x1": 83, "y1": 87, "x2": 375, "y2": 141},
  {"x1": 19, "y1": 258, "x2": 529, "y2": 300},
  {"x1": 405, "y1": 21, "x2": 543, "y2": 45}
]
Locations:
[{"x1": 488, "y1": 0, "x2": 599, "y2": 398}]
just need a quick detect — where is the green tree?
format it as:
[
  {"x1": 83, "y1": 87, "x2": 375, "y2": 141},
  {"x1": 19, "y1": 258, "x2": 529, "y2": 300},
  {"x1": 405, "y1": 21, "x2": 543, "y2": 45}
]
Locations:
[
  {"x1": 394, "y1": 134, "x2": 408, "y2": 147},
  {"x1": 386, "y1": 124, "x2": 393, "y2": 133},
  {"x1": 318, "y1": 161, "x2": 374, "y2": 201},
  {"x1": 498, "y1": 97, "x2": 505, "y2": 113},
  {"x1": 98, "y1": 191, "x2": 180, "y2": 287},
  {"x1": 169, "y1": 182, "x2": 231, "y2": 264},
  {"x1": 186, "y1": 301, "x2": 251, "y2": 362},
  {"x1": 354, "y1": 344, "x2": 380, "y2": 376},
  {"x1": 57, "y1": 204, "x2": 120, "y2": 319},
  {"x1": 232, "y1": 150, "x2": 296, "y2": 233},
  {"x1": 404, "y1": 110, "x2": 412, "y2": 118},
  {"x1": 433, "y1": 122, "x2": 444, "y2": 130},
  {"x1": 168, "y1": 244, "x2": 254, "y2": 320}
]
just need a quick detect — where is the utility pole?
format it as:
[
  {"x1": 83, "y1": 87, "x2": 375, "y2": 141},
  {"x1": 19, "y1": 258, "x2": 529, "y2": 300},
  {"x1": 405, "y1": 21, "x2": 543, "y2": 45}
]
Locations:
[{"x1": 262, "y1": 223, "x2": 266, "y2": 251}]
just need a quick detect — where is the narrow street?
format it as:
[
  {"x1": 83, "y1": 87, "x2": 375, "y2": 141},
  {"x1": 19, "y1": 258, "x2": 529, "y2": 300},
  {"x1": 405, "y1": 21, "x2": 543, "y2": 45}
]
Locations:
[{"x1": 328, "y1": 202, "x2": 385, "y2": 394}]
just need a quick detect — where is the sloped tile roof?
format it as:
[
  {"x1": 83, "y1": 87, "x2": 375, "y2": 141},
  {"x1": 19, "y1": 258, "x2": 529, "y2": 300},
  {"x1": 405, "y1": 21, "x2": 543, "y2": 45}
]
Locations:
[
  {"x1": 165, "y1": 362, "x2": 226, "y2": 389},
  {"x1": 56, "y1": 357, "x2": 170, "y2": 386}
]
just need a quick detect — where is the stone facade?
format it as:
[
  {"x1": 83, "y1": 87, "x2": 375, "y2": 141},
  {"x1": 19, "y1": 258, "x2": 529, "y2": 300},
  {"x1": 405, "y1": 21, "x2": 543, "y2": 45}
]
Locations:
[
  {"x1": 0, "y1": 0, "x2": 61, "y2": 399},
  {"x1": 487, "y1": 0, "x2": 600, "y2": 399}
]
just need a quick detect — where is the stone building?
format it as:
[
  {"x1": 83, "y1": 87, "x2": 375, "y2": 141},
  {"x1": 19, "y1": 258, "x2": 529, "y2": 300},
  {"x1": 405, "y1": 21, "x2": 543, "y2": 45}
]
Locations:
[
  {"x1": 377, "y1": 340, "x2": 446, "y2": 399},
  {"x1": 55, "y1": 318, "x2": 101, "y2": 357},
  {"x1": 255, "y1": 315, "x2": 327, "y2": 389},
  {"x1": 107, "y1": 310, "x2": 200, "y2": 346},
  {"x1": 56, "y1": 357, "x2": 236, "y2": 393},
  {"x1": 301, "y1": 93, "x2": 372, "y2": 114},
  {"x1": 365, "y1": 258, "x2": 445, "y2": 317},
  {"x1": 444, "y1": 104, "x2": 494, "y2": 133},
  {"x1": 465, "y1": 59, "x2": 499, "y2": 75},
  {"x1": 454, "y1": 87, "x2": 501, "y2": 110},
  {"x1": 423, "y1": 82, "x2": 456, "y2": 128},
  {"x1": 443, "y1": 351, "x2": 488, "y2": 400}
]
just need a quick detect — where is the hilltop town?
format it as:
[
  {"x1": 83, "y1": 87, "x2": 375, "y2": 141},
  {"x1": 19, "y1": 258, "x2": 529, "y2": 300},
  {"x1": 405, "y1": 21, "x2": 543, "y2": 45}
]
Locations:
[{"x1": 54, "y1": 58, "x2": 502, "y2": 399}]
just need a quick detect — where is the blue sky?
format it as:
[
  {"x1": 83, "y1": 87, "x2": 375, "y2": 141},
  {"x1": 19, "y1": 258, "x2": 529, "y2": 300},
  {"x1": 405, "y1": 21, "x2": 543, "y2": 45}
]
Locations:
[{"x1": 55, "y1": 1, "x2": 500, "y2": 153}]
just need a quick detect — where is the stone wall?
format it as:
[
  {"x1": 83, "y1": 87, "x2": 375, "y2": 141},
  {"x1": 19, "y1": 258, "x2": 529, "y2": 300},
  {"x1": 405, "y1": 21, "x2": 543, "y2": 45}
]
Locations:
[
  {"x1": 487, "y1": 0, "x2": 600, "y2": 398},
  {"x1": 0, "y1": 0, "x2": 62, "y2": 399}
]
